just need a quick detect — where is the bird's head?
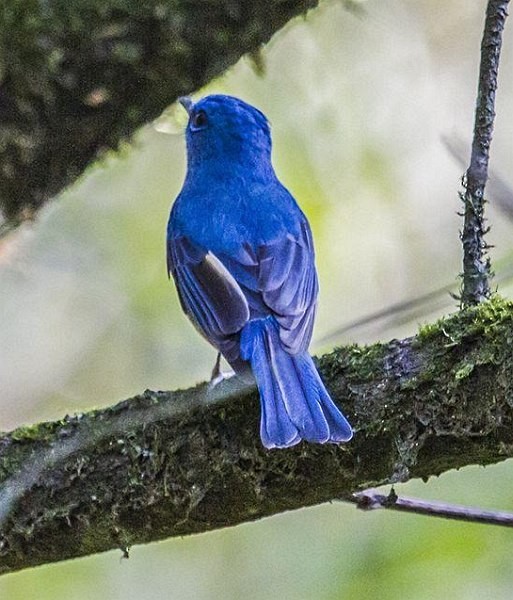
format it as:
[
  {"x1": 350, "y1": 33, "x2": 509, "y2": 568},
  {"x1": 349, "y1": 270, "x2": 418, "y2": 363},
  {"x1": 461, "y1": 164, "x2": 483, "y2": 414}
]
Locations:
[{"x1": 179, "y1": 95, "x2": 272, "y2": 171}]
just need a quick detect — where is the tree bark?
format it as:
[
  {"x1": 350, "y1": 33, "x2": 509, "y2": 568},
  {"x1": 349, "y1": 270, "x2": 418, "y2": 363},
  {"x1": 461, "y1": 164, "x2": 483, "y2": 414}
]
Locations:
[
  {"x1": 0, "y1": 0, "x2": 318, "y2": 228},
  {"x1": 460, "y1": 0, "x2": 510, "y2": 306},
  {"x1": 1, "y1": 296, "x2": 513, "y2": 575}
]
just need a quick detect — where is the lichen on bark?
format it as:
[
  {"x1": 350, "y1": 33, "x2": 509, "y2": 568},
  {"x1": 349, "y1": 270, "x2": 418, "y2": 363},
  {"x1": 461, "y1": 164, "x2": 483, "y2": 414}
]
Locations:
[
  {"x1": 0, "y1": 0, "x2": 319, "y2": 226},
  {"x1": 1, "y1": 296, "x2": 513, "y2": 575}
]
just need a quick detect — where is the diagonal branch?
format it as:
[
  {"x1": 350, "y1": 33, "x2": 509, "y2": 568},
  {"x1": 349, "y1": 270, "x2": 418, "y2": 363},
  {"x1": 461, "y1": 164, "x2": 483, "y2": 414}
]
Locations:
[
  {"x1": 2, "y1": 297, "x2": 513, "y2": 575},
  {"x1": 0, "y1": 0, "x2": 319, "y2": 230},
  {"x1": 460, "y1": 0, "x2": 510, "y2": 306}
]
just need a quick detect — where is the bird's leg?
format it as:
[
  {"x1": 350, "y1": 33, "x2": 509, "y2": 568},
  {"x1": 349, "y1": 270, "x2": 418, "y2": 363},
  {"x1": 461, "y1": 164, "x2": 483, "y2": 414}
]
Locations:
[
  {"x1": 210, "y1": 352, "x2": 223, "y2": 382},
  {"x1": 209, "y1": 352, "x2": 235, "y2": 388}
]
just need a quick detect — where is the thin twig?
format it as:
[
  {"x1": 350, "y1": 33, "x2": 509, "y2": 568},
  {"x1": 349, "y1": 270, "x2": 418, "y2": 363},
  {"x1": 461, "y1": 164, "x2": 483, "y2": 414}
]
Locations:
[
  {"x1": 354, "y1": 489, "x2": 513, "y2": 528},
  {"x1": 316, "y1": 263, "x2": 513, "y2": 345},
  {"x1": 445, "y1": 135, "x2": 513, "y2": 223},
  {"x1": 460, "y1": 0, "x2": 510, "y2": 307},
  {"x1": 316, "y1": 281, "x2": 456, "y2": 343}
]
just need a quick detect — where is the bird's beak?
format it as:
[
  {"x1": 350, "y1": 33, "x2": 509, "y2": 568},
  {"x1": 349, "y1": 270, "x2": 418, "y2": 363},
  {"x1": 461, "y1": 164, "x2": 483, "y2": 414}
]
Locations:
[{"x1": 178, "y1": 96, "x2": 193, "y2": 115}]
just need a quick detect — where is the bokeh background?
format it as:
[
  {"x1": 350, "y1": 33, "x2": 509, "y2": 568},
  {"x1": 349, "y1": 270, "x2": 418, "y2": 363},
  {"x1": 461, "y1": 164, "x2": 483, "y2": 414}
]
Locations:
[{"x1": 2, "y1": 0, "x2": 513, "y2": 597}]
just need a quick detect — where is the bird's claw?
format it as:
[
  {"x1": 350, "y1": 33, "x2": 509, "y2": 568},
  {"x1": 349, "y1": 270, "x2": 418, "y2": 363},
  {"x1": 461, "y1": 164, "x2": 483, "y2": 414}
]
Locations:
[{"x1": 209, "y1": 353, "x2": 235, "y2": 389}]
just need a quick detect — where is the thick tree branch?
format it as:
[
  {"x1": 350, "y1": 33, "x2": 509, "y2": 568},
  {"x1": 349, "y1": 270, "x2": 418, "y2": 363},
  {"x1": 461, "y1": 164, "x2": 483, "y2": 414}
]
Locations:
[
  {"x1": 0, "y1": 0, "x2": 318, "y2": 229},
  {"x1": 2, "y1": 297, "x2": 513, "y2": 575},
  {"x1": 460, "y1": 0, "x2": 510, "y2": 306}
]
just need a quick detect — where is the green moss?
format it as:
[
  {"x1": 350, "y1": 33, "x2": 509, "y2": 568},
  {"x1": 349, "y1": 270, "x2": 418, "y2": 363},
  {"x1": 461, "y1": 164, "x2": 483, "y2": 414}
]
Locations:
[
  {"x1": 1, "y1": 0, "x2": 321, "y2": 224},
  {"x1": 9, "y1": 420, "x2": 62, "y2": 442},
  {"x1": 454, "y1": 362, "x2": 475, "y2": 380},
  {"x1": 418, "y1": 295, "x2": 513, "y2": 343},
  {"x1": 324, "y1": 342, "x2": 388, "y2": 383},
  {"x1": 3, "y1": 297, "x2": 513, "y2": 573}
]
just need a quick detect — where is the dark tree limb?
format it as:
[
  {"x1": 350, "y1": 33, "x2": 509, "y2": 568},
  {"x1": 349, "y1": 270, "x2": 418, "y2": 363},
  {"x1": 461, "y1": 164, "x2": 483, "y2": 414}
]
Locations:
[
  {"x1": 0, "y1": 0, "x2": 319, "y2": 228},
  {"x1": 460, "y1": 0, "x2": 510, "y2": 306},
  {"x1": 2, "y1": 297, "x2": 513, "y2": 575}
]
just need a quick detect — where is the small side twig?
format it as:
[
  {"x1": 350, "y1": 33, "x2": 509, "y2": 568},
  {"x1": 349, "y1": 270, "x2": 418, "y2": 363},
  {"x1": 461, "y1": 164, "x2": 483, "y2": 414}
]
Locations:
[
  {"x1": 354, "y1": 489, "x2": 513, "y2": 528},
  {"x1": 460, "y1": 0, "x2": 509, "y2": 307}
]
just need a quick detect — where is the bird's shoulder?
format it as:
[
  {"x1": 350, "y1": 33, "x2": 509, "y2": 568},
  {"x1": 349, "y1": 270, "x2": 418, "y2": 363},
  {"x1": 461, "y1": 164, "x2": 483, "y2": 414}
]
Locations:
[{"x1": 169, "y1": 176, "x2": 308, "y2": 256}]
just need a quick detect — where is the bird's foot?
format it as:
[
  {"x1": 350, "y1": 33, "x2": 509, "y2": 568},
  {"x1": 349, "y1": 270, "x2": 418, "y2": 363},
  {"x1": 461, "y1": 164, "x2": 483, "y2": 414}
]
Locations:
[{"x1": 209, "y1": 353, "x2": 235, "y2": 389}]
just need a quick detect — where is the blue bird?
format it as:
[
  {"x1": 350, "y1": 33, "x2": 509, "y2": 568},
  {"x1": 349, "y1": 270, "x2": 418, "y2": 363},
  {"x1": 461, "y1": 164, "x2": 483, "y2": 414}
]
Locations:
[{"x1": 167, "y1": 94, "x2": 353, "y2": 449}]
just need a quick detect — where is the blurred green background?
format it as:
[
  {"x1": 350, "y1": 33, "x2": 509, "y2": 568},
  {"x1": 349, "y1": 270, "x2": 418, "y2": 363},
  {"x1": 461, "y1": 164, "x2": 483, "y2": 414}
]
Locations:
[{"x1": 2, "y1": 0, "x2": 513, "y2": 597}]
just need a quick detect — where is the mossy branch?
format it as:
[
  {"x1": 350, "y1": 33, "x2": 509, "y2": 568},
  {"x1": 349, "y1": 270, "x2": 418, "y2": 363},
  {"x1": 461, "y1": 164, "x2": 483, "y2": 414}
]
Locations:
[
  {"x1": 0, "y1": 0, "x2": 318, "y2": 229},
  {"x1": 2, "y1": 297, "x2": 513, "y2": 575}
]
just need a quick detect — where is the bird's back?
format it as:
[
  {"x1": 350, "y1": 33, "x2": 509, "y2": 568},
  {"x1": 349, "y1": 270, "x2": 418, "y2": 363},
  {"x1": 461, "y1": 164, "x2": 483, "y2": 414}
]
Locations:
[{"x1": 169, "y1": 171, "x2": 306, "y2": 259}]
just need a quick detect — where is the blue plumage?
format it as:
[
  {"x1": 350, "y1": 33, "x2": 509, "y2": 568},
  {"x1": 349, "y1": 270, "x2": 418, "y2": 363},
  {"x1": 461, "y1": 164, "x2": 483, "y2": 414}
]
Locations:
[{"x1": 167, "y1": 94, "x2": 353, "y2": 449}]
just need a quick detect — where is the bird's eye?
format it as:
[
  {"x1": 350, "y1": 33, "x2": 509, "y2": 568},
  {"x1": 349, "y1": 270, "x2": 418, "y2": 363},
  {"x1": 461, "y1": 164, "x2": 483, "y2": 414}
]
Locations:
[{"x1": 191, "y1": 110, "x2": 208, "y2": 130}]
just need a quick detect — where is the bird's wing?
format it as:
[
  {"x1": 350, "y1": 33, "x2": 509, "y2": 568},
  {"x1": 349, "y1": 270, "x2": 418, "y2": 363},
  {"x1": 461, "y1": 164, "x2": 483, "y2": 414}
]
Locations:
[
  {"x1": 257, "y1": 220, "x2": 319, "y2": 354},
  {"x1": 167, "y1": 235, "x2": 250, "y2": 344},
  {"x1": 168, "y1": 218, "x2": 318, "y2": 356},
  {"x1": 214, "y1": 219, "x2": 319, "y2": 355}
]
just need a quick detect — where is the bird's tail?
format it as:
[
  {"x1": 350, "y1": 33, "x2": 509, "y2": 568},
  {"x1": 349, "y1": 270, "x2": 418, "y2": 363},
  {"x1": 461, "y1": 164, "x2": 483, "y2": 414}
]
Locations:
[{"x1": 240, "y1": 318, "x2": 353, "y2": 449}]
